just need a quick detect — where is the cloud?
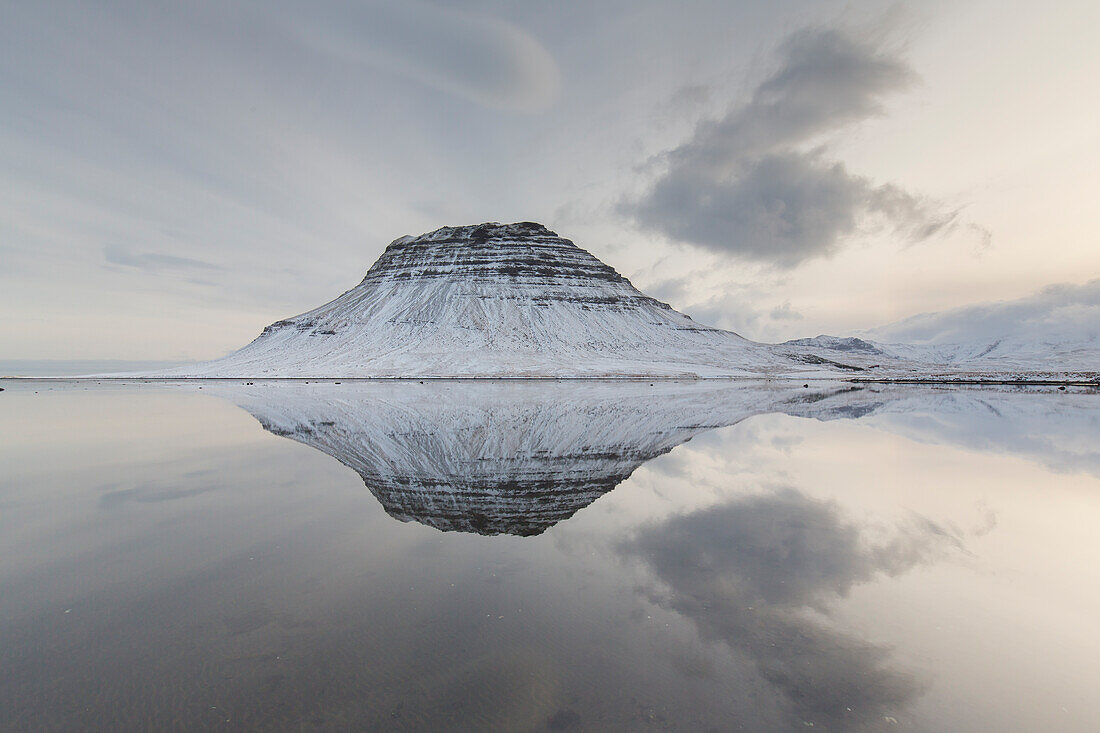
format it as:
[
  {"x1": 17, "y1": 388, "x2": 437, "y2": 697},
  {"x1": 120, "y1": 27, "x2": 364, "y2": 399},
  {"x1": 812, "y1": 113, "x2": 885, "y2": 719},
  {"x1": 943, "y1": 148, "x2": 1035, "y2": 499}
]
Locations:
[
  {"x1": 642, "y1": 274, "x2": 801, "y2": 341},
  {"x1": 103, "y1": 245, "x2": 222, "y2": 273},
  {"x1": 273, "y1": 0, "x2": 560, "y2": 112},
  {"x1": 623, "y1": 488, "x2": 961, "y2": 727},
  {"x1": 626, "y1": 27, "x2": 956, "y2": 267},
  {"x1": 99, "y1": 484, "x2": 215, "y2": 510},
  {"x1": 630, "y1": 488, "x2": 954, "y2": 607},
  {"x1": 666, "y1": 84, "x2": 711, "y2": 110},
  {"x1": 769, "y1": 302, "x2": 802, "y2": 321},
  {"x1": 865, "y1": 278, "x2": 1100, "y2": 347}
]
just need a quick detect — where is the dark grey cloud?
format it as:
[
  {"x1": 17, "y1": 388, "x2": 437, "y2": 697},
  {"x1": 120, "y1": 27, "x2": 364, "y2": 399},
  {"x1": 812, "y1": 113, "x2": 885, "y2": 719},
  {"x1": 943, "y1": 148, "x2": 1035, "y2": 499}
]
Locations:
[
  {"x1": 627, "y1": 28, "x2": 957, "y2": 267},
  {"x1": 623, "y1": 488, "x2": 961, "y2": 728},
  {"x1": 103, "y1": 245, "x2": 222, "y2": 273}
]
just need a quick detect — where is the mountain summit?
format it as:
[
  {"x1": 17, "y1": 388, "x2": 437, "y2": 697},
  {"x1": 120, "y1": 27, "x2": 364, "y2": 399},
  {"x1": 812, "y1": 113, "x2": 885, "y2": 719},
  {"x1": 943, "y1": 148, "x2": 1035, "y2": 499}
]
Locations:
[{"x1": 173, "y1": 222, "x2": 843, "y2": 378}]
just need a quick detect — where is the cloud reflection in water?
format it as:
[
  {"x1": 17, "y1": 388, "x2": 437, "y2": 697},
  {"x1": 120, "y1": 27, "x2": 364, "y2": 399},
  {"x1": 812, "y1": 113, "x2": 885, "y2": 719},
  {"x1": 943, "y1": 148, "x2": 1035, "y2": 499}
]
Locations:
[{"x1": 624, "y1": 488, "x2": 962, "y2": 729}]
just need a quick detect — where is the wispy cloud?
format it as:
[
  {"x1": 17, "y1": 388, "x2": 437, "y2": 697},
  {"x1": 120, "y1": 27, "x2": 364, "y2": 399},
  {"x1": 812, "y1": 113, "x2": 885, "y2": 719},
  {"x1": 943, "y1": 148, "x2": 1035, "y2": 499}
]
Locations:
[
  {"x1": 626, "y1": 27, "x2": 957, "y2": 267},
  {"x1": 270, "y1": 0, "x2": 560, "y2": 112},
  {"x1": 643, "y1": 273, "x2": 801, "y2": 341},
  {"x1": 103, "y1": 245, "x2": 222, "y2": 273}
]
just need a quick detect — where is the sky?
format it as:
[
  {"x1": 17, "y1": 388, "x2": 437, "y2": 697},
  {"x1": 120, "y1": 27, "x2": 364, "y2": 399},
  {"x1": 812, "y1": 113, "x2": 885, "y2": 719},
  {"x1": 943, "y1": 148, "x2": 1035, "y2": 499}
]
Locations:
[{"x1": 2, "y1": 0, "x2": 1098, "y2": 361}]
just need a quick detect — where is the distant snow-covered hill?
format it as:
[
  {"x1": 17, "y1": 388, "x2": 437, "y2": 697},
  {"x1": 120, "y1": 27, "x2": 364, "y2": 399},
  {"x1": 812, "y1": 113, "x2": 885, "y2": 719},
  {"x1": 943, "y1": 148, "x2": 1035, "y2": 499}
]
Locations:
[{"x1": 785, "y1": 280, "x2": 1099, "y2": 375}]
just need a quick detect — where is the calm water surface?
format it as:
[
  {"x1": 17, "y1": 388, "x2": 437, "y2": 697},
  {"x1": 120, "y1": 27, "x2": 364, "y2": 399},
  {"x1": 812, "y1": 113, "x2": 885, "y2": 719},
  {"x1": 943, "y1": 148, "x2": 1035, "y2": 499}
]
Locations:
[{"x1": 1, "y1": 379, "x2": 1098, "y2": 731}]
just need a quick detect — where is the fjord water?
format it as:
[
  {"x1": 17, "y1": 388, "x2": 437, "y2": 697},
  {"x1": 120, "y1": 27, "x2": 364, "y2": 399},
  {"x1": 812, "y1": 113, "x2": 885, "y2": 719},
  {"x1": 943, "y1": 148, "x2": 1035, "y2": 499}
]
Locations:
[{"x1": 1, "y1": 381, "x2": 1098, "y2": 731}]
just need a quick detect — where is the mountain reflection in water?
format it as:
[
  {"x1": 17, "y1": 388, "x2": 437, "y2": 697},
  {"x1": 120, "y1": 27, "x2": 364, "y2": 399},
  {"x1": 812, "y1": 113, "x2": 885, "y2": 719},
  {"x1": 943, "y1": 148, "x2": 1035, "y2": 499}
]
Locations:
[
  {"x1": 219, "y1": 381, "x2": 831, "y2": 535},
  {"x1": 214, "y1": 380, "x2": 1100, "y2": 536}
]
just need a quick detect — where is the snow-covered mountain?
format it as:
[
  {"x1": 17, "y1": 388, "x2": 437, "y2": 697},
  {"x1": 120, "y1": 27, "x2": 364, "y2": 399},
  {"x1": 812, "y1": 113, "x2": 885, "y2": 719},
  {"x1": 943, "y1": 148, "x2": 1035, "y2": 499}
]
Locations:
[{"x1": 167, "y1": 222, "x2": 849, "y2": 378}]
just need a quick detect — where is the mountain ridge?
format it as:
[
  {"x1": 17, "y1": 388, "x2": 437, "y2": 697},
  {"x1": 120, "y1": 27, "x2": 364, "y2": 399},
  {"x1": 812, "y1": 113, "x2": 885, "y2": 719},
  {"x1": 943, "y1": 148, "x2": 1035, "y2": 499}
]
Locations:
[{"x1": 167, "y1": 222, "x2": 832, "y2": 378}]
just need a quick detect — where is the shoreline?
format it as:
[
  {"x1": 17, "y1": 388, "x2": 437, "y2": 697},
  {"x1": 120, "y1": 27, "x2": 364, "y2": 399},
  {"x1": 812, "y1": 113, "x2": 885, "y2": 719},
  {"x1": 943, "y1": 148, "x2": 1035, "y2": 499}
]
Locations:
[{"x1": 3, "y1": 375, "x2": 1097, "y2": 387}]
